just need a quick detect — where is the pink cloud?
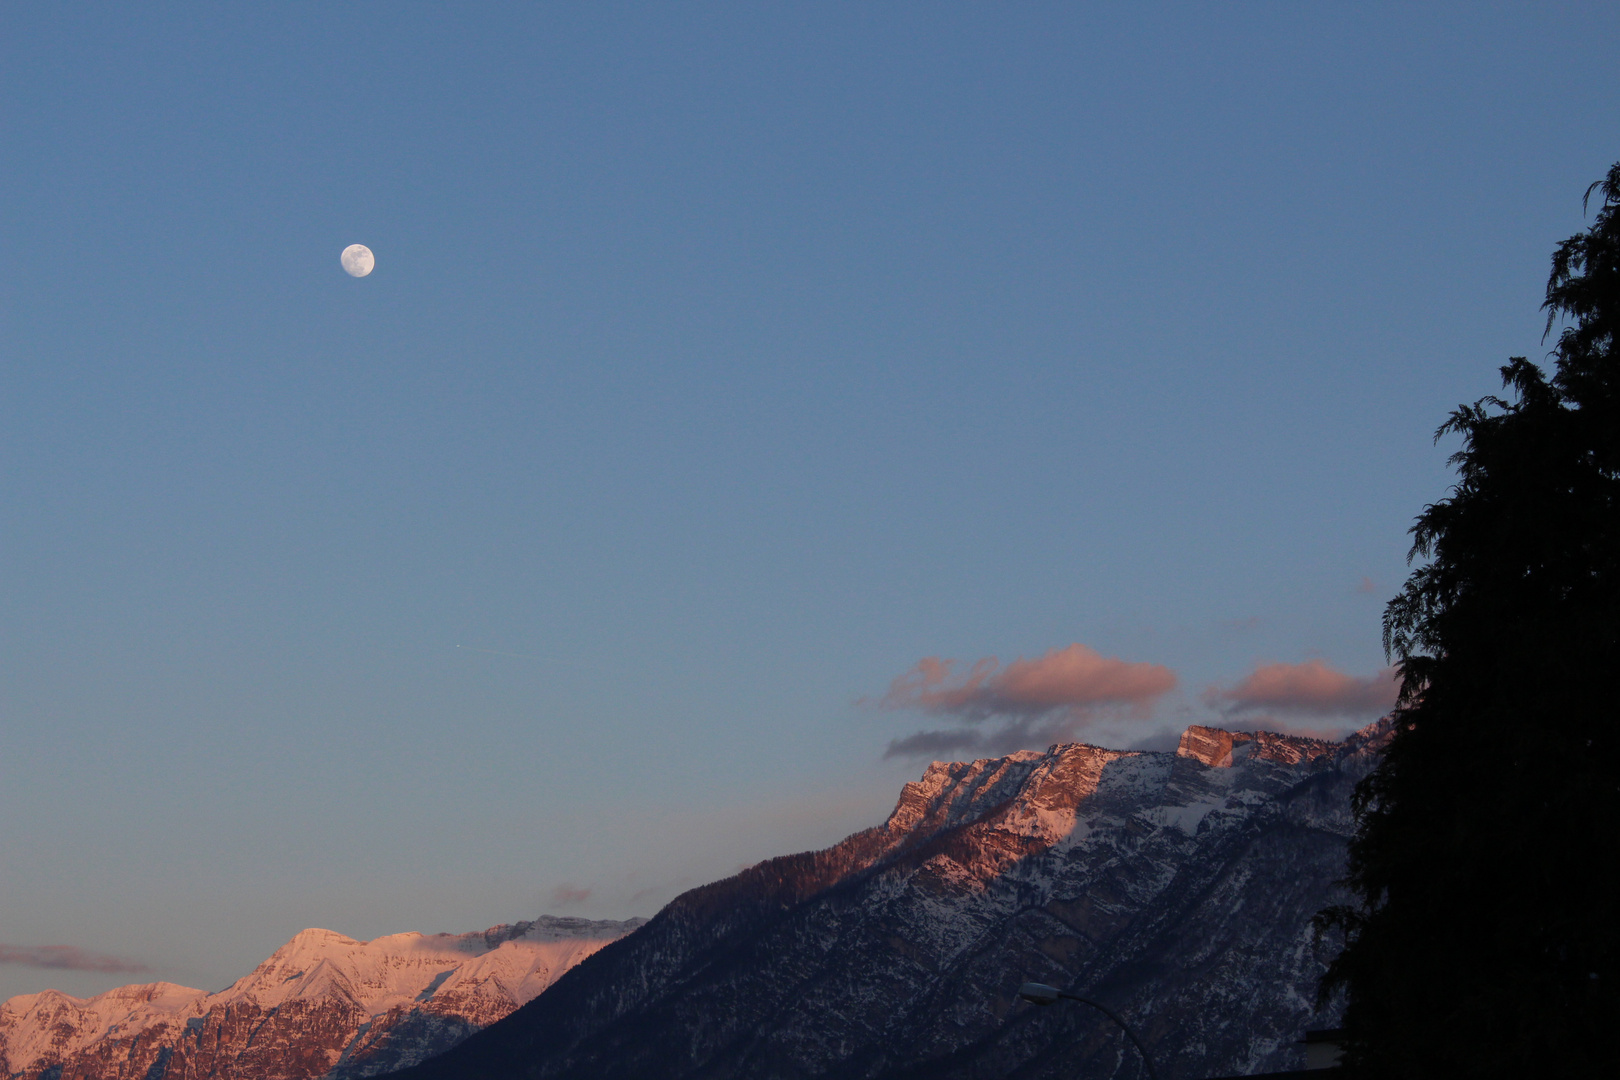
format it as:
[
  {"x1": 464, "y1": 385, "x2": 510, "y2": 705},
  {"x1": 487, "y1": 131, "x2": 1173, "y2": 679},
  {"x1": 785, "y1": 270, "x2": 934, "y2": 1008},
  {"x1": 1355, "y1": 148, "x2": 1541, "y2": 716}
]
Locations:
[
  {"x1": 877, "y1": 644, "x2": 1177, "y2": 759},
  {"x1": 1356, "y1": 577, "x2": 1379, "y2": 595},
  {"x1": 547, "y1": 884, "x2": 592, "y2": 908},
  {"x1": 0, "y1": 944, "x2": 151, "y2": 974},
  {"x1": 1205, "y1": 659, "x2": 1397, "y2": 718},
  {"x1": 879, "y1": 644, "x2": 1176, "y2": 719}
]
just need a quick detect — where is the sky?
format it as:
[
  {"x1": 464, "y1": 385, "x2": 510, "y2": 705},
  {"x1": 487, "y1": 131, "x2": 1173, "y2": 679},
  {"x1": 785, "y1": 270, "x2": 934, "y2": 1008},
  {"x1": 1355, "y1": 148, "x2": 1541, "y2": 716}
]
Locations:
[{"x1": 2, "y1": 3, "x2": 1618, "y2": 1003}]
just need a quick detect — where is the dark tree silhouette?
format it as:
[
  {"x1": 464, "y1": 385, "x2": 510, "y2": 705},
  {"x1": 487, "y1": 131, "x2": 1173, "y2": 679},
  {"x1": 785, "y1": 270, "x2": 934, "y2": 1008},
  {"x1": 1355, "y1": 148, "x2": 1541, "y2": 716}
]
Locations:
[{"x1": 1319, "y1": 164, "x2": 1620, "y2": 1076}]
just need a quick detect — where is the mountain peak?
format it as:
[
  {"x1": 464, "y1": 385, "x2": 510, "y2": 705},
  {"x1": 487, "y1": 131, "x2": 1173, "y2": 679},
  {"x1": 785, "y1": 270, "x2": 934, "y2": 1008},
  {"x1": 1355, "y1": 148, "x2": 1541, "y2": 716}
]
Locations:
[
  {"x1": 1177, "y1": 723, "x2": 1346, "y2": 767},
  {"x1": 0, "y1": 917, "x2": 644, "y2": 1080}
]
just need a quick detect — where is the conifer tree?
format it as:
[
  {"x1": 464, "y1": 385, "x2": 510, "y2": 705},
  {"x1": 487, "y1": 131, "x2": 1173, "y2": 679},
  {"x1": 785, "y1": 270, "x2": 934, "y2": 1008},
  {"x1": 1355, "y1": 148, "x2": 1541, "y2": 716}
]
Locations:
[{"x1": 1320, "y1": 163, "x2": 1620, "y2": 1076}]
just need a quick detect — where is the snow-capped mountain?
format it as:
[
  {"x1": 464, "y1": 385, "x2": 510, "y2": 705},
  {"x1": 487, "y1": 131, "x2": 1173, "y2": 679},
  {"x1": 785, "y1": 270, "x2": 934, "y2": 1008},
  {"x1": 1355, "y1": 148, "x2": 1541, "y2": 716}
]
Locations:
[
  {"x1": 385, "y1": 722, "x2": 1390, "y2": 1080},
  {"x1": 0, "y1": 916, "x2": 643, "y2": 1080}
]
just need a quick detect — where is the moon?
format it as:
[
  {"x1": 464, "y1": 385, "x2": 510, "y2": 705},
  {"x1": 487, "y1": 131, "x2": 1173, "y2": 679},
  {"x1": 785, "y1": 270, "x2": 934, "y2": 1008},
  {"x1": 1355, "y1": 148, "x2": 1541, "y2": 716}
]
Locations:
[{"x1": 340, "y1": 244, "x2": 375, "y2": 278}]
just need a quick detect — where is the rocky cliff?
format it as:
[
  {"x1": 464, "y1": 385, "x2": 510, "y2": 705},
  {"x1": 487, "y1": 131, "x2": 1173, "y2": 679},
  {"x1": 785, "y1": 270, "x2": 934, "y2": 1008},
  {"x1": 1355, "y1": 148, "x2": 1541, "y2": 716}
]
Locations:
[
  {"x1": 0, "y1": 916, "x2": 643, "y2": 1080},
  {"x1": 384, "y1": 721, "x2": 1389, "y2": 1080}
]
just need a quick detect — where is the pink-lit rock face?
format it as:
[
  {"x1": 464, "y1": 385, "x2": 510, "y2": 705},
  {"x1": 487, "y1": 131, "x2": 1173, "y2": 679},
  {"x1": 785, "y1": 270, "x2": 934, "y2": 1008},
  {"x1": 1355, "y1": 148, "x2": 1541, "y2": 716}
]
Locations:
[
  {"x1": 1176, "y1": 724, "x2": 1346, "y2": 768},
  {"x1": 1177, "y1": 723, "x2": 1245, "y2": 767},
  {"x1": 0, "y1": 916, "x2": 643, "y2": 1080}
]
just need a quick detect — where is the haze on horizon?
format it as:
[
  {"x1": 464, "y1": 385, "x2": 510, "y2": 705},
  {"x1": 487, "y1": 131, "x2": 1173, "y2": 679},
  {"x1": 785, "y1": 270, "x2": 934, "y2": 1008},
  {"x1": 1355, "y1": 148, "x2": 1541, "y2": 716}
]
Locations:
[{"x1": 2, "y1": 4, "x2": 1617, "y2": 1004}]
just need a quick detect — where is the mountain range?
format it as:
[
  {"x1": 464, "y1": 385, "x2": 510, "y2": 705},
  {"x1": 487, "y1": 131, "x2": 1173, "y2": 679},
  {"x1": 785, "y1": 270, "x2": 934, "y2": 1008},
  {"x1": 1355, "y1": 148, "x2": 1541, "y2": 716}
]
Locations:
[
  {"x1": 5, "y1": 720, "x2": 1385, "y2": 1080},
  {"x1": 384, "y1": 721, "x2": 1389, "y2": 1080},
  {"x1": 0, "y1": 916, "x2": 641, "y2": 1080}
]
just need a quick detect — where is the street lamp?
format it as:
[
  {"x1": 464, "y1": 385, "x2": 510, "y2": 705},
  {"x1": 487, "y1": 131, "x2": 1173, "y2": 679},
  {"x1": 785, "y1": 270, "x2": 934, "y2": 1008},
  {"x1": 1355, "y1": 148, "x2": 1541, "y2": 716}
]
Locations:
[{"x1": 1017, "y1": 982, "x2": 1160, "y2": 1080}]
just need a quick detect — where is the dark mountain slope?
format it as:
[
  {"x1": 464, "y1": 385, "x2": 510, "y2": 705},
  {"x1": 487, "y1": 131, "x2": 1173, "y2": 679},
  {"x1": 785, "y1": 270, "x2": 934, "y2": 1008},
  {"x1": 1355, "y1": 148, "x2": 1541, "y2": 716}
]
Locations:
[{"x1": 388, "y1": 724, "x2": 1386, "y2": 1080}]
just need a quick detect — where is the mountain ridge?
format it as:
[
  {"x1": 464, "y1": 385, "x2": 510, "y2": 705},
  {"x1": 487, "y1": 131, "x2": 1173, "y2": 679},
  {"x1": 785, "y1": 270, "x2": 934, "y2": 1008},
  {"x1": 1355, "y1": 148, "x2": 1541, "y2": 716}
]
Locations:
[
  {"x1": 0, "y1": 916, "x2": 643, "y2": 1080},
  {"x1": 5, "y1": 721, "x2": 1385, "y2": 1080},
  {"x1": 384, "y1": 720, "x2": 1389, "y2": 1080}
]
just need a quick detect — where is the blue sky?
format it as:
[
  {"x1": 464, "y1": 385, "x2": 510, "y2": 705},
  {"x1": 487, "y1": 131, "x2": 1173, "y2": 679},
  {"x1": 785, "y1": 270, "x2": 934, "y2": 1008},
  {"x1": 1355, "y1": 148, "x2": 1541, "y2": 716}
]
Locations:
[{"x1": 2, "y1": 3, "x2": 1617, "y2": 1001}]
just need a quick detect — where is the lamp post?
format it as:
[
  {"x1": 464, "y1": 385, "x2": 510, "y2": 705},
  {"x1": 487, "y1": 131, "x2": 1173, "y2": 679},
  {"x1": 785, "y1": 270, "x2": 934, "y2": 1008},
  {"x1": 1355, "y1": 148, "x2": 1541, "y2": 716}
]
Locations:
[{"x1": 1017, "y1": 982, "x2": 1160, "y2": 1080}]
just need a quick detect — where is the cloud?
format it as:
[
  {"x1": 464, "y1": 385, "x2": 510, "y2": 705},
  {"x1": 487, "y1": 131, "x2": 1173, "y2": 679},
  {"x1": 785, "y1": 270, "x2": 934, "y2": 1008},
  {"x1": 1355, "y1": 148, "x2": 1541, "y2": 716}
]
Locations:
[
  {"x1": 879, "y1": 644, "x2": 1176, "y2": 719},
  {"x1": 547, "y1": 884, "x2": 592, "y2": 908},
  {"x1": 1125, "y1": 728, "x2": 1184, "y2": 753},
  {"x1": 883, "y1": 714, "x2": 1123, "y2": 760},
  {"x1": 883, "y1": 727, "x2": 986, "y2": 759},
  {"x1": 0, "y1": 944, "x2": 151, "y2": 974},
  {"x1": 877, "y1": 644, "x2": 1177, "y2": 759},
  {"x1": 1356, "y1": 577, "x2": 1379, "y2": 595},
  {"x1": 628, "y1": 885, "x2": 671, "y2": 905},
  {"x1": 1205, "y1": 660, "x2": 1397, "y2": 719}
]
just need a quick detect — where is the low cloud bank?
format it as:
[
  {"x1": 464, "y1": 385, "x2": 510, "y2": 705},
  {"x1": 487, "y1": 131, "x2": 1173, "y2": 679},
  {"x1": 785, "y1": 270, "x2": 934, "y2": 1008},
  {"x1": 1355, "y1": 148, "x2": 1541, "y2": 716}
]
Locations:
[
  {"x1": 1205, "y1": 659, "x2": 1398, "y2": 719},
  {"x1": 878, "y1": 644, "x2": 1177, "y2": 759},
  {"x1": 0, "y1": 944, "x2": 151, "y2": 974}
]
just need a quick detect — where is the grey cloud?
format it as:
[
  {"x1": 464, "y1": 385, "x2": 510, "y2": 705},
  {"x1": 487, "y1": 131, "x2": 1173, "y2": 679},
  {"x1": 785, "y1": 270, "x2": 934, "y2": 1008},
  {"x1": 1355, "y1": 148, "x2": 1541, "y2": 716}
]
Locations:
[{"x1": 0, "y1": 944, "x2": 151, "y2": 974}]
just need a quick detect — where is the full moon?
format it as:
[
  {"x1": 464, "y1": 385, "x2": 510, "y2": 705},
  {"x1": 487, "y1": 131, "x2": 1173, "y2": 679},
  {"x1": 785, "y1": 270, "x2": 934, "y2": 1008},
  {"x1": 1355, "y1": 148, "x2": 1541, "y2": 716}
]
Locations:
[{"x1": 340, "y1": 244, "x2": 375, "y2": 277}]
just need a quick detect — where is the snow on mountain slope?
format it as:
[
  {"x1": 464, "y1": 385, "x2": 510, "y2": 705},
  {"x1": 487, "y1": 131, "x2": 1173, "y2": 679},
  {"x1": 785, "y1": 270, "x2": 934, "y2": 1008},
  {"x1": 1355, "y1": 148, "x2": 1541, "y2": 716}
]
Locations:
[
  {"x1": 213, "y1": 923, "x2": 619, "y2": 1020},
  {"x1": 0, "y1": 917, "x2": 643, "y2": 1080},
  {"x1": 384, "y1": 721, "x2": 1393, "y2": 1080},
  {"x1": 0, "y1": 982, "x2": 203, "y2": 1074}
]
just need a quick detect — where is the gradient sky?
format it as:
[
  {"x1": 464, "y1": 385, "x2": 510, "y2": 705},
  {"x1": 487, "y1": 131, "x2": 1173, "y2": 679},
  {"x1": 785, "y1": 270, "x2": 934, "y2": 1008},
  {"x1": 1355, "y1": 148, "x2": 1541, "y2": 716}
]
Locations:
[{"x1": 3, "y1": 3, "x2": 1618, "y2": 1002}]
